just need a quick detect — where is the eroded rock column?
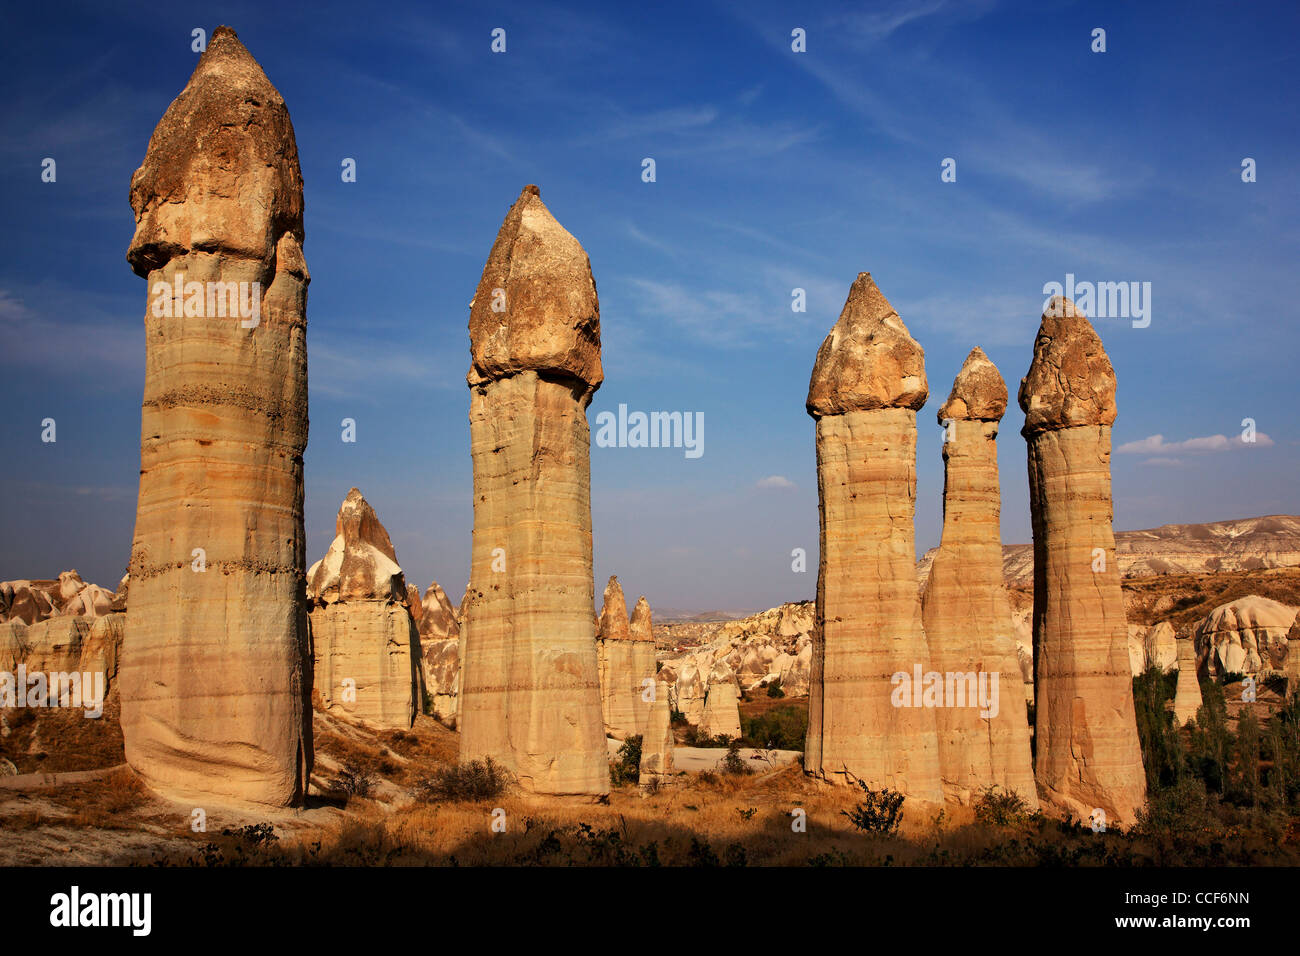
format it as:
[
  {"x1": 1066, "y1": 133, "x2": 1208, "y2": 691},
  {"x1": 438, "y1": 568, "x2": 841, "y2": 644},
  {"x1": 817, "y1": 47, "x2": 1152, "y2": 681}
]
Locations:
[
  {"x1": 1172, "y1": 633, "x2": 1203, "y2": 726},
  {"x1": 119, "y1": 27, "x2": 311, "y2": 807},
  {"x1": 638, "y1": 679, "x2": 676, "y2": 788},
  {"x1": 921, "y1": 348, "x2": 1037, "y2": 807},
  {"x1": 1019, "y1": 297, "x2": 1147, "y2": 824},
  {"x1": 459, "y1": 186, "x2": 607, "y2": 797},
  {"x1": 307, "y1": 489, "x2": 420, "y2": 730},
  {"x1": 804, "y1": 273, "x2": 942, "y2": 802}
]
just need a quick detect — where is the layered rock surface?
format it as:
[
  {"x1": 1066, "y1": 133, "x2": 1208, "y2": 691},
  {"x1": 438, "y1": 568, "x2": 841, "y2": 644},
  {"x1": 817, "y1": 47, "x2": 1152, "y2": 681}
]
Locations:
[
  {"x1": 307, "y1": 489, "x2": 419, "y2": 730},
  {"x1": 920, "y1": 349, "x2": 1037, "y2": 807},
  {"x1": 803, "y1": 274, "x2": 942, "y2": 800},
  {"x1": 458, "y1": 186, "x2": 608, "y2": 797},
  {"x1": 1018, "y1": 297, "x2": 1146, "y2": 825},
  {"x1": 119, "y1": 27, "x2": 312, "y2": 808}
]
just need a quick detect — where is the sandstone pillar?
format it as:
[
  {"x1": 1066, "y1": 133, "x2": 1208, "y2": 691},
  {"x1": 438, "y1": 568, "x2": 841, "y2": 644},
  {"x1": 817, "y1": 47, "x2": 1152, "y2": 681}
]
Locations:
[
  {"x1": 804, "y1": 273, "x2": 942, "y2": 801},
  {"x1": 596, "y1": 576, "x2": 631, "y2": 738},
  {"x1": 459, "y1": 186, "x2": 607, "y2": 797},
  {"x1": 1018, "y1": 297, "x2": 1147, "y2": 824},
  {"x1": 701, "y1": 677, "x2": 742, "y2": 740},
  {"x1": 1172, "y1": 634, "x2": 1203, "y2": 726},
  {"x1": 921, "y1": 349, "x2": 1037, "y2": 807},
  {"x1": 119, "y1": 27, "x2": 311, "y2": 807},
  {"x1": 417, "y1": 582, "x2": 461, "y2": 728},
  {"x1": 639, "y1": 679, "x2": 676, "y2": 788},
  {"x1": 307, "y1": 489, "x2": 420, "y2": 730}
]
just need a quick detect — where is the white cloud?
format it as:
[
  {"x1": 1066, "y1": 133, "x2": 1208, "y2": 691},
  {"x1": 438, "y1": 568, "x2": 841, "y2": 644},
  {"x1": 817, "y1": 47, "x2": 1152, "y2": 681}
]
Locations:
[
  {"x1": 757, "y1": 475, "x2": 795, "y2": 489},
  {"x1": 1117, "y1": 433, "x2": 1274, "y2": 455}
]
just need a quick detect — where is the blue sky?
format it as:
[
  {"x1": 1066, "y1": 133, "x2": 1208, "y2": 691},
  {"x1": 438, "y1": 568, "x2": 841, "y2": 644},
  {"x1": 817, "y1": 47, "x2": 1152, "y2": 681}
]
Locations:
[{"x1": 1, "y1": 0, "x2": 1296, "y2": 612}]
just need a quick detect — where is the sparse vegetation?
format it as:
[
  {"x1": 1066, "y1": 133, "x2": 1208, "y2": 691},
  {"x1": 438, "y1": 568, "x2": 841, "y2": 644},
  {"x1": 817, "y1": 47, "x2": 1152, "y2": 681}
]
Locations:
[
  {"x1": 973, "y1": 786, "x2": 1037, "y2": 828},
  {"x1": 331, "y1": 759, "x2": 377, "y2": 799},
  {"x1": 414, "y1": 756, "x2": 511, "y2": 802},
  {"x1": 720, "y1": 740, "x2": 752, "y2": 776},
  {"x1": 840, "y1": 776, "x2": 905, "y2": 835},
  {"x1": 740, "y1": 704, "x2": 807, "y2": 750}
]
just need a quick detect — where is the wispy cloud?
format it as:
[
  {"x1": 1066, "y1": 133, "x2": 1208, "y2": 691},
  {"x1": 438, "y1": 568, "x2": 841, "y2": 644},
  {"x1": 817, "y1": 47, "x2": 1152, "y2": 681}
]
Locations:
[
  {"x1": 1117, "y1": 432, "x2": 1274, "y2": 455},
  {"x1": 833, "y1": 0, "x2": 997, "y2": 42},
  {"x1": 756, "y1": 475, "x2": 795, "y2": 489}
]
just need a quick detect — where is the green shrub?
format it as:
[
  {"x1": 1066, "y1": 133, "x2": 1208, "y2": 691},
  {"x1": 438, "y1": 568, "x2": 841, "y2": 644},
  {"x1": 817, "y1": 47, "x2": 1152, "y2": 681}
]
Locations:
[
  {"x1": 766, "y1": 679, "x2": 785, "y2": 698},
  {"x1": 609, "y1": 735, "x2": 642, "y2": 787},
  {"x1": 1189, "y1": 679, "x2": 1232, "y2": 793},
  {"x1": 720, "y1": 739, "x2": 751, "y2": 776},
  {"x1": 740, "y1": 704, "x2": 808, "y2": 750},
  {"x1": 840, "y1": 777, "x2": 904, "y2": 835},
  {"x1": 973, "y1": 785, "x2": 1036, "y2": 827},
  {"x1": 683, "y1": 725, "x2": 730, "y2": 748},
  {"x1": 1133, "y1": 665, "x2": 1184, "y2": 790}
]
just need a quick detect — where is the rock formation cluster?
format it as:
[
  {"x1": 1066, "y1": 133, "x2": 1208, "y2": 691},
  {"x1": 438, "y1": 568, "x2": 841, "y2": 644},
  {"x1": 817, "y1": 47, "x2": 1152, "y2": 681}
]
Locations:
[
  {"x1": 920, "y1": 349, "x2": 1037, "y2": 807},
  {"x1": 457, "y1": 185, "x2": 608, "y2": 797},
  {"x1": 1018, "y1": 297, "x2": 1147, "y2": 825},
  {"x1": 118, "y1": 27, "x2": 312, "y2": 808},
  {"x1": 803, "y1": 274, "x2": 942, "y2": 802},
  {"x1": 307, "y1": 489, "x2": 420, "y2": 729},
  {"x1": 0, "y1": 572, "x2": 115, "y2": 625}
]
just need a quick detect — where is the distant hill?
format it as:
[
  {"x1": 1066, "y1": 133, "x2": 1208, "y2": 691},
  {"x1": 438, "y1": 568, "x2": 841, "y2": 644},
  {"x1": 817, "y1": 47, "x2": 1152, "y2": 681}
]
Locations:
[
  {"x1": 919, "y1": 514, "x2": 1300, "y2": 587},
  {"x1": 653, "y1": 608, "x2": 754, "y2": 624}
]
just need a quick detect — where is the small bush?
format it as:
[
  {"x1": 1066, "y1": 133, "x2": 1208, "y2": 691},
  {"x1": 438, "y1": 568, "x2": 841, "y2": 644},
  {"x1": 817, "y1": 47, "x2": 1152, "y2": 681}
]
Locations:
[
  {"x1": 840, "y1": 776, "x2": 905, "y2": 835},
  {"x1": 720, "y1": 739, "x2": 752, "y2": 776},
  {"x1": 683, "y1": 725, "x2": 730, "y2": 748},
  {"x1": 610, "y1": 735, "x2": 642, "y2": 787},
  {"x1": 331, "y1": 760, "x2": 377, "y2": 798},
  {"x1": 973, "y1": 785, "x2": 1035, "y2": 827},
  {"x1": 766, "y1": 679, "x2": 785, "y2": 698},
  {"x1": 415, "y1": 757, "x2": 511, "y2": 802}
]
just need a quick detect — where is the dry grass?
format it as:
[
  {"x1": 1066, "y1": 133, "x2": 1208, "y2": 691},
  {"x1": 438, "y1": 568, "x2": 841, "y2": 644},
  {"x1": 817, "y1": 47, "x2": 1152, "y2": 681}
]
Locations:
[
  {"x1": 0, "y1": 692, "x2": 126, "y2": 775},
  {"x1": 1121, "y1": 567, "x2": 1300, "y2": 629}
]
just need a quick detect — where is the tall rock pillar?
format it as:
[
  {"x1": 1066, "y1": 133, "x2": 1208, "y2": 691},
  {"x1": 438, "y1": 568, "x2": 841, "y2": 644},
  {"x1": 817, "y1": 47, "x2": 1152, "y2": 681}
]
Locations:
[
  {"x1": 119, "y1": 27, "x2": 311, "y2": 807},
  {"x1": 459, "y1": 186, "x2": 608, "y2": 797},
  {"x1": 1018, "y1": 297, "x2": 1147, "y2": 824},
  {"x1": 1172, "y1": 633, "x2": 1203, "y2": 726},
  {"x1": 921, "y1": 348, "x2": 1037, "y2": 807},
  {"x1": 804, "y1": 273, "x2": 942, "y2": 802}
]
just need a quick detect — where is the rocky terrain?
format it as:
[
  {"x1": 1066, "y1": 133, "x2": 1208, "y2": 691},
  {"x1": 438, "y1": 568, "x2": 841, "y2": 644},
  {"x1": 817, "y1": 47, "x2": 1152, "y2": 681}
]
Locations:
[{"x1": 919, "y1": 514, "x2": 1300, "y2": 587}]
